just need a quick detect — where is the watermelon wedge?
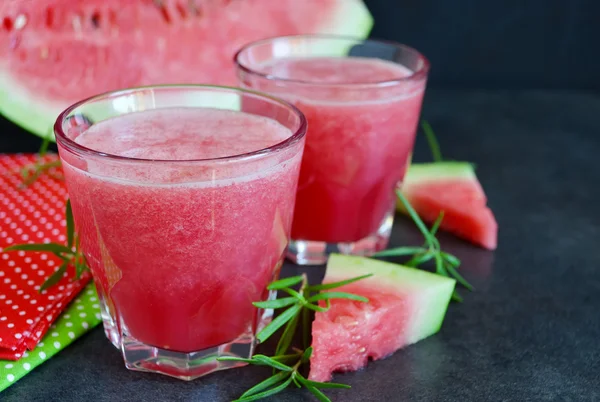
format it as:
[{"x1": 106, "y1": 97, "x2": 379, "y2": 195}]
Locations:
[
  {"x1": 309, "y1": 254, "x2": 455, "y2": 382},
  {"x1": 398, "y1": 162, "x2": 498, "y2": 250},
  {"x1": 0, "y1": 0, "x2": 373, "y2": 137}
]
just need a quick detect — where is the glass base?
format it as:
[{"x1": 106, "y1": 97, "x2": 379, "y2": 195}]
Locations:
[
  {"x1": 96, "y1": 286, "x2": 276, "y2": 380},
  {"x1": 120, "y1": 333, "x2": 255, "y2": 381},
  {"x1": 287, "y1": 209, "x2": 394, "y2": 265}
]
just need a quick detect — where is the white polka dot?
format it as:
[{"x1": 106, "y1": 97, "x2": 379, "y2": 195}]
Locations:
[
  {"x1": 23, "y1": 363, "x2": 31, "y2": 370},
  {"x1": 14, "y1": 333, "x2": 22, "y2": 339},
  {"x1": 4, "y1": 278, "x2": 10, "y2": 284},
  {"x1": 66, "y1": 322, "x2": 72, "y2": 327},
  {"x1": 64, "y1": 314, "x2": 70, "y2": 319},
  {"x1": 90, "y1": 297, "x2": 97, "y2": 302},
  {"x1": 82, "y1": 322, "x2": 89, "y2": 329},
  {"x1": 5, "y1": 299, "x2": 12, "y2": 304},
  {"x1": 19, "y1": 311, "x2": 25, "y2": 316},
  {"x1": 39, "y1": 351, "x2": 46, "y2": 359},
  {"x1": 76, "y1": 305, "x2": 84, "y2": 310},
  {"x1": 68, "y1": 331, "x2": 75, "y2": 339},
  {"x1": 7, "y1": 323, "x2": 14, "y2": 328},
  {"x1": 26, "y1": 319, "x2": 33, "y2": 324},
  {"x1": 0, "y1": 316, "x2": 5, "y2": 320},
  {"x1": 92, "y1": 304, "x2": 99, "y2": 309},
  {"x1": 7, "y1": 374, "x2": 14, "y2": 382},
  {"x1": 30, "y1": 300, "x2": 37, "y2": 304},
  {"x1": 53, "y1": 341, "x2": 60, "y2": 348},
  {"x1": 16, "y1": 289, "x2": 23, "y2": 295},
  {"x1": 79, "y1": 313, "x2": 86, "y2": 318},
  {"x1": 37, "y1": 340, "x2": 43, "y2": 345},
  {"x1": 4, "y1": 363, "x2": 13, "y2": 369},
  {"x1": 23, "y1": 294, "x2": 30, "y2": 299},
  {"x1": 51, "y1": 332, "x2": 58, "y2": 337},
  {"x1": 11, "y1": 305, "x2": 18, "y2": 310},
  {"x1": 37, "y1": 306, "x2": 44, "y2": 311}
]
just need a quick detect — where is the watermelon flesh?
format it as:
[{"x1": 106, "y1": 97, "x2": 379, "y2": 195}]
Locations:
[
  {"x1": 309, "y1": 254, "x2": 455, "y2": 382},
  {"x1": 0, "y1": 0, "x2": 373, "y2": 137},
  {"x1": 399, "y1": 162, "x2": 498, "y2": 250}
]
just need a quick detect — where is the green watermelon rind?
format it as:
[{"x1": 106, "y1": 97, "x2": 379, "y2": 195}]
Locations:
[
  {"x1": 325, "y1": 254, "x2": 455, "y2": 343},
  {"x1": 403, "y1": 162, "x2": 477, "y2": 185},
  {"x1": 0, "y1": 0, "x2": 374, "y2": 140}
]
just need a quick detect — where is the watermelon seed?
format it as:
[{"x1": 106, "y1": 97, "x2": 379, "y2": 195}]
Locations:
[
  {"x1": 44, "y1": 8, "x2": 54, "y2": 29},
  {"x1": 176, "y1": 3, "x2": 188, "y2": 19},
  {"x1": 14, "y1": 15, "x2": 27, "y2": 30},
  {"x1": 72, "y1": 14, "x2": 83, "y2": 34},
  {"x1": 2, "y1": 17, "x2": 12, "y2": 32},
  {"x1": 153, "y1": 0, "x2": 172, "y2": 24},
  {"x1": 91, "y1": 11, "x2": 101, "y2": 29}
]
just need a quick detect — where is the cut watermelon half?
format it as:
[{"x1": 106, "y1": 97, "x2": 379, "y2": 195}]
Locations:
[
  {"x1": 398, "y1": 162, "x2": 498, "y2": 250},
  {"x1": 0, "y1": 0, "x2": 373, "y2": 138},
  {"x1": 309, "y1": 254, "x2": 455, "y2": 382}
]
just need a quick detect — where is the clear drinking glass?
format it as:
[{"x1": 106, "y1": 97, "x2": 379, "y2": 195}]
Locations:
[
  {"x1": 54, "y1": 85, "x2": 307, "y2": 380},
  {"x1": 235, "y1": 35, "x2": 430, "y2": 265}
]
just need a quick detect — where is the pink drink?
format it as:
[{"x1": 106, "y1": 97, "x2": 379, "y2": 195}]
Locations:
[
  {"x1": 55, "y1": 86, "x2": 306, "y2": 379},
  {"x1": 236, "y1": 38, "x2": 429, "y2": 264}
]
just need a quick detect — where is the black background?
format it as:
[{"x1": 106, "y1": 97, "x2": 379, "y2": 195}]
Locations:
[{"x1": 2, "y1": 0, "x2": 600, "y2": 153}]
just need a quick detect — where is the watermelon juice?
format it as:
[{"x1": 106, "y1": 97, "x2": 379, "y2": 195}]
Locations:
[
  {"x1": 54, "y1": 86, "x2": 306, "y2": 380},
  {"x1": 236, "y1": 35, "x2": 429, "y2": 264}
]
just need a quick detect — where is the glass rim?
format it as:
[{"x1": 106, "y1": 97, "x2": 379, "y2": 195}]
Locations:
[
  {"x1": 54, "y1": 84, "x2": 308, "y2": 164},
  {"x1": 234, "y1": 34, "x2": 431, "y2": 88}
]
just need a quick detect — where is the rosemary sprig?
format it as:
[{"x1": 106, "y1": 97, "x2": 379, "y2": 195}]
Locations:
[
  {"x1": 218, "y1": 273, "x2": 371, "y2": 401},
  {"x1": 20, "y1": 136, "x2": 64, "y2": 186},
  {"x1": 2, "y1": 199, "x2": 88, "y2": 291},
  {"x1": 421, "y1": 120, "x2": 443, "y2": 162},
  {"x1": 374, "y1": 190, "x2": 473, "y2": 302}
]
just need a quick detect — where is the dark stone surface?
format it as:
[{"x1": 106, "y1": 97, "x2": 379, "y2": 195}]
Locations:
[{"x1": 3, "y1": 89, "x2": 600, "y2": 401}]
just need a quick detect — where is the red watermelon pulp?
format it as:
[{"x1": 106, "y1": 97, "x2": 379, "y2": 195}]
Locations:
[
  {"x1": 309, "y1": 254, "x2": 455, "y2": 382},
  {"x1": 399, "y1": 162, "x2": 498, "y2": 250},
  {"x1": 0, "y1": 0, "x2": 372, "y2": 137}
]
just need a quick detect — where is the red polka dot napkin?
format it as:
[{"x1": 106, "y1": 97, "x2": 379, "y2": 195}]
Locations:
[{"x1": 0, "y1": 153, "x2": 92, "y2": 360}]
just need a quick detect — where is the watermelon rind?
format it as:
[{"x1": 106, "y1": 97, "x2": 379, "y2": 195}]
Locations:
[
  {"x1": 0, "y1": 0, "x2": 374, "y2": 140},
  {"x1": 325, "y1": 254, "x2": 455, "y2": 343},
  {"x1": 403, "y1": 162, "x2": 477, "y2": 185}
]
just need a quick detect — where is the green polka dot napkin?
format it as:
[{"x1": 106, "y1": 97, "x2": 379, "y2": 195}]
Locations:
[{"x1": 0, "y1": 283, "x2": 101, "y2": 392}]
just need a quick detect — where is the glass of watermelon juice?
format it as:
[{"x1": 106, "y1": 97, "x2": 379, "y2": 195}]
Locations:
[
  {"x1": 53, "y1": 85, "x2": 307, "y2": 380},
  {"x1": 236, "y1": 35, "x2": 429, "y2": 265}
]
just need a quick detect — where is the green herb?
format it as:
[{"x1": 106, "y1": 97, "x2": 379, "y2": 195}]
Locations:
[
  {"x1": 373, "y1": 191, "x2": 473, "y2": 301},
  {"x1": 421, "y1": 120, "x2": 442, "y2": 162},
  {"x1": 20, "y1": 136, "x2": 64, "y2": 187},
  {"x1": 2, "y1": 199, "x2": 88, "y2": 292},
  {"x1": 218, "y1": 273, "x2": 370, "y2": 401}
]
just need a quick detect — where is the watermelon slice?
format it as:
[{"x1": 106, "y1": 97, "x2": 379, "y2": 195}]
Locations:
[
  {"x1": 398, "y1": 162, "x2": 498, "y2": 250},
  {"x1": 309, "y1": 254, "x2": 455, "y2": 382},
  {"x1": 0, "y1": 0, "x2": 373, "y2": 137}
]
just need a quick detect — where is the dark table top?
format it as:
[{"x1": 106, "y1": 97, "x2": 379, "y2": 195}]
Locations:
[{"x1": 3, "y1": 89, "x2": 600, "y2": 401}]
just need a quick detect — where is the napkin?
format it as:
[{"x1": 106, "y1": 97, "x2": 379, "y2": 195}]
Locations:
[
  {"x1": 0, "y1": 282, "x2": 101, "y2": 392},
  {"x1": 0, "y1": 154, "x2": 92, "y2": 359}
]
